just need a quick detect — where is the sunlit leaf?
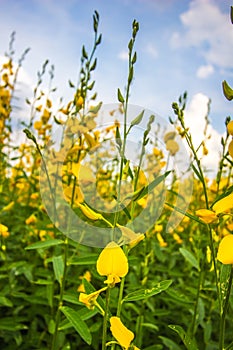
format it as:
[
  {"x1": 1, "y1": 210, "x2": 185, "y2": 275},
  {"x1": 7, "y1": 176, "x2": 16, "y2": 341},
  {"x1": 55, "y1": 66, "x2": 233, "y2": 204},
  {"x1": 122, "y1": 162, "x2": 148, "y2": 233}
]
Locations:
[
  {"x1": 25, "y1": 239, "x2": 64, "y2": 250},
  {"x1": 123, "y1": 280, "x2": 172, "y2": 302},
  {"x1": 60, "y1": 306, "x2": 92, "y2": 345},
  {"x1": 168, "y1": 325, "x2": 198, "y2": 350}
]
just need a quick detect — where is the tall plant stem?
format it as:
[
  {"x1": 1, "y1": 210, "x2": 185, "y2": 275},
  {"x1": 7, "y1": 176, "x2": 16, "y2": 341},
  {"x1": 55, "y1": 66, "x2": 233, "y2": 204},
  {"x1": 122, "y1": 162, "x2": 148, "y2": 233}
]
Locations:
[
  {"x1": 219, "y1": 265, "x2": 233, "y2": 350},
  {"x1": 190, "y1": 270, "x2": 203, "y2": 337},
  {"x1": 51, "y1": 238, "x2": 69, "y2": 350},
  {"x1": 102, "y1": 287, "x2": 111, "y2": 350}
]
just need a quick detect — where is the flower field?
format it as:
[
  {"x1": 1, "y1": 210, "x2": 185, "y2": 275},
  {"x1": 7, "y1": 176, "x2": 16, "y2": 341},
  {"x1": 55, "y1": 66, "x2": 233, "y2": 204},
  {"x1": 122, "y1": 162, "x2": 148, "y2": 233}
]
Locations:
[{"x1": 1, "y1": 9, "x2": 233, "y2": 350}]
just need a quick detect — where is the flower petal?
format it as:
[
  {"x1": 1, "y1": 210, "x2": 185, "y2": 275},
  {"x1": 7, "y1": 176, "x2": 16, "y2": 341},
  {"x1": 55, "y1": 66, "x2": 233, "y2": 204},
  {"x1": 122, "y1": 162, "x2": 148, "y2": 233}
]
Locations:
[
  {"x1": 195, "y1": 209, "x2": 217, "y2": 224},
  {"x1": 96, "y1": 241, "x2": 128, "y2": 282},
  {"x1": 110, "y1": 316, "x2": 134, "y2": 349},
  {"x1": 217, "y1": 234, "x2": 233, "y2": 264},
  {"x1": 212, "y1": 193, "x2": 233, "y2": 214}
]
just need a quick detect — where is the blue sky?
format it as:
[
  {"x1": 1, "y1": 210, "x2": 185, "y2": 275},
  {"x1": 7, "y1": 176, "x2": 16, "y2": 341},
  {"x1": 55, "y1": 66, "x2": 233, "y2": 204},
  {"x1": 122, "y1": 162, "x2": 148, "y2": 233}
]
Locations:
[{"x1": 0, "y1": 0, "x2": 233, "y2": 138}]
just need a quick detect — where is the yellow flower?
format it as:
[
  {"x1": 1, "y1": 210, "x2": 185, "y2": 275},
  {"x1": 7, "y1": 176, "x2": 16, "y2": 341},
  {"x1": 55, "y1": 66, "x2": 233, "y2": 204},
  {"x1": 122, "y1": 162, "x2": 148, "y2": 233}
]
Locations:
[
  {"x1": 173, "y1": 233, "x2": 183, "y2": 244},
  {"x1": 163, "y1": 131, "x2": 176, "y2": 143},
  {"x1": 156, "y1": 232, "x2": 167, "y2": 247},
  {"x1": 217, "y1": 234, "x2": 233, "y2": 264},
  {"x1": 0, "y1": 224, "x2": 9, "y2": 238},
  {"x1": 79, "y1": 287, "x2": 107, "y2": 309},
  {"x1": 34, "y1": 121, "x2": 43, "y2": 130},
  {"x1": 77, "y1": 270, "x2": 92, "y2": 292},
  {"x1": 110, "y1": 317, "x2": 135, "y2": 349},
  {"x1": 228, "y1": 139, "x2": 233, "y2": 158},
  {"x1": 63, "y1": 185, "x2": 84, "y2": 205},
  {"x1": 195, "y1": 209, "x2": 218, "y2": 224},
  {"x1": 227, "y1": 120, "x2": 233, "y2": 135},
  {"x1": 196, "y1": 193, "x2": 233, "y2": 224},
  {"x1": 154, "y1": 224, "x2": 163, "y2": 233},
  {"x1": 96, "y1": 241, "x2": 128, "y2": 286},
  {"x1": 165, "y1": 139, "x2": 179, "y2": 156},
  {"x1": 212, "y1": 192, "x2": 233, "y2": 214},
  {"x1": 25, "y1": 214, "x2": 37, "y2": 225}
]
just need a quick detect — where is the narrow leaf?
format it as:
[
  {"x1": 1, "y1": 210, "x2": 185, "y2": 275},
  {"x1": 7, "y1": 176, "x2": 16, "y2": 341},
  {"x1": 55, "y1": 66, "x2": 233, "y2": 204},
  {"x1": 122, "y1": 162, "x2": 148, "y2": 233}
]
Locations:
[
  {"x1": 222, "y1": 80, "x2": 233, "y2": 101},
  {"x1": 117, "y1": 88, "x2": 125, "y2": 103},
  {"x1": 68, "y1": 254, "x2": 98, "y2": 266},
  {"x1": 136, "y1": 171, "x2": 171, "y2": 201},
  {"x1": 0, "y1": 296, "x2": 13, "y2": 307},
  {"x1": 168, "y1": 325, "x2": 198, "y2": 350},
  {"x1": 25, "y1": 239, "x2": 64, "y2": 250},
  {"x1": 219, "y1": 264, "x2": 231, "y2": 310},
  {"x1": 130, "y1": 110, "x2": 144, "y2": 127},
  {"x1": 159, "y1": 336, "x2": 182, "y2": 350},
  {"x1": 52, "y1": 255, "x2": 64, "y2": 285},
  {"x1": 179, "y1": 248, "x2": 200, "y2": 271},
  {"x1": 123, "y1": 280, "x2": 172, "y2": 302},
  {"x1": 165, "y1": 202, "x2": 205, "y2": 225},
  {"x1": 191, "y1": 164, "x2": 203, "y2": 182},
  {"x1": 60, "y1": 306, "x2": 92, "y2": 345}
]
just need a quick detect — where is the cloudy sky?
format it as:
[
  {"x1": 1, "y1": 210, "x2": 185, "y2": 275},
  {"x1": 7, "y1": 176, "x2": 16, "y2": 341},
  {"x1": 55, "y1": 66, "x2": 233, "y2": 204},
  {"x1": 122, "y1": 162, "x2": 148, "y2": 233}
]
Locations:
[{"x1": 0, "y1": 0, "x2": 233, "y2": 172}]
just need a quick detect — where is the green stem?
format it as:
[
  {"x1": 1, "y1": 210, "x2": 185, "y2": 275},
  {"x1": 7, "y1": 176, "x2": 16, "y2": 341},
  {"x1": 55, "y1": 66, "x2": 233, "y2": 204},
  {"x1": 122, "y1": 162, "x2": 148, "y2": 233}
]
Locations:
[
  {"x1": 51, "y1": 238, "x2": 69, "y2": 350},
  {"x1": 116, "y1": 246, "x2": 129, "y2": 317},
  {"x1": 102, "y1": 287, "x2": 111, "y2": 350},
  {"x1": 208, "y1": 226, "x2": 221, "y2": 313},
  {"x1": 190, "y1": 270, "x2": 203, "y2": 337},
  {"x1": 219, "y1": 265, "x2": 233, "y2": 350}
]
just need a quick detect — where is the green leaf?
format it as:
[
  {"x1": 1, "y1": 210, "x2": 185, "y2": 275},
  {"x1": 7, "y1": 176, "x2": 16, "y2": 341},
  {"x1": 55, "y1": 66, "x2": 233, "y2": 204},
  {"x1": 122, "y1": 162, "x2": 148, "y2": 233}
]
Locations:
[
  {"x1": 159, "y1": 336, "x2": 182, "y2": 350},
  {"x1": 25, "y1": 239, "x2": 64, "y2": 250},
  {"x1": 0, "y1": 296, "x2": 13, "y2": 307},
  {"x1": 82, "y1": 45, "x2": 88, "y2": 59},
  {"x1": 52, "y1": 255, "x2": 64, "y2": 285},
  {"x1": 130, "y1": 110, "x2": 144, "y2": 127},
  {"x1": 115, "y1": 125, "x2": 122, "y2": 149},
  {"x1": 68, "y1": 254, "x2": 98, "y2": 265},
  {"x1": 33, "y1": 279, "x2": 53, "y2": 285},
  {"x1": 60, "y1": 306, "x2": 92, "y2": 345},
  {"x1": 142, "y1": 322, "x2": 159, "y2": 332},
  {"x1": 123, "y1": 280, "x2": 172, "y2": 302},
  {"x1": 231, "y1": 6, "x2": 233, "y2": 24},
  {"x1": 144, "y1": 345, "x2": 163, "y2": 350},
  {"x1": 165, "y1": 288, "x2": 193, "y2": 304},
  {"x1": 117, "y1": 88, "x2": 125, "y2": 103},
  {"x1": 219, "y1": 264, "x2": 232, "y2": 310},
  {"x1": 222, "y1": 80, "x2": 233, "y2": 101},
  {"x1": 123, "y1": 186, "x2": 145, "y2": 202},
  {"x1": 0, "y1": 318, "x2": 28, "y2": 331},
  {"x1": 136, "y1": 171, "x2": 171, "y2": 201},
  {"x1": 168, "y1": 325, "x2": 198, "y2": 350},
  {"x1": 165, "y1": 202, "x2": 205, "y2": 225},
  {"x1": 89, "y1": 101, "x2": 102, "y2": 114},
  {"x1": 179, "y1": 248, "x2": 200, "y2": 271},
  {"x1": 191, "y1": 164, "x2": 203, "y2": 182}
]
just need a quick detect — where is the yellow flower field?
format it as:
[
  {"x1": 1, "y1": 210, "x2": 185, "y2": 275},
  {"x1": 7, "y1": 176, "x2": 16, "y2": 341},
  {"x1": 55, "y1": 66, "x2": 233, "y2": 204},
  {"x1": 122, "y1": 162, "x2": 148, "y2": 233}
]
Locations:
[{"x1": 1, "y1": 9, "x2": 233, "y2": 350}]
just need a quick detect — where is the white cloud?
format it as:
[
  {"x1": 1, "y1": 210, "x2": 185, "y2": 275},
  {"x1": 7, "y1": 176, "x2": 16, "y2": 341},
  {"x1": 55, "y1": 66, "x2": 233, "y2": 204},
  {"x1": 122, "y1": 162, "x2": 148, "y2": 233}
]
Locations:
[
  {"x1": 184, "y1": 92, "x2": 222, "y2": 174},
  {"x1": 145, "y1": 43, "x2": 158, "y2": 59},
  {"x1": 196, "y1": 64, "x2": 214, "y2": 78},
  {"x1": 170, "y1": 0, "x2": 233, "y2": 68},
  {"x1": 118, "y1": 50, "x2": 129, "y2": 61}
]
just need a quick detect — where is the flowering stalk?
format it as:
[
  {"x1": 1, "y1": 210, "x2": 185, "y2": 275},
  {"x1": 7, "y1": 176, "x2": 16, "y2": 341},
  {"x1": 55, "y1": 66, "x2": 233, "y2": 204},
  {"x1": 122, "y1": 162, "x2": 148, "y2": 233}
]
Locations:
[
  {"x1": 172, "y1": 95, "x2": 222, "y2": 333},
  {"x1": 112, "y1": 19, "x2": 139, "y2": 238}
]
